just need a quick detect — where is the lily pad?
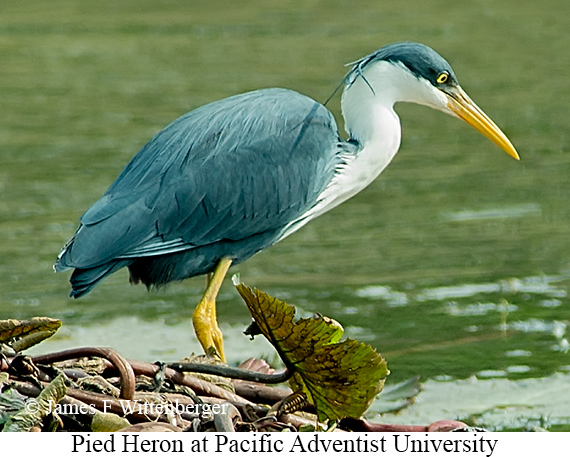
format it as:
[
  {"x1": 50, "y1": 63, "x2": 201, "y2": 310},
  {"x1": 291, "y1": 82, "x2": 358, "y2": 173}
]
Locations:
[
  {"x1": 370, "y1": 376, "x2": 422, "y2": 414},
  {"x1": 233, "y1": 275, "x2": 388, "y2": 422}
]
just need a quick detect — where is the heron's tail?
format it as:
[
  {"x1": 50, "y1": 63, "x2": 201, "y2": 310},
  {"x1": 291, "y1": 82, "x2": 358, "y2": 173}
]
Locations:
[{"x1": 68, "y1": 260, "x2": 131, "y2": 298}]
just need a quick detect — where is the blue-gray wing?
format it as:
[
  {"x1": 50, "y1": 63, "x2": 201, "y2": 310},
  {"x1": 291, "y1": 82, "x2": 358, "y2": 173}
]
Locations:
[{"x1": 56, "y1": 88, "x2": 342, "y2": 270}]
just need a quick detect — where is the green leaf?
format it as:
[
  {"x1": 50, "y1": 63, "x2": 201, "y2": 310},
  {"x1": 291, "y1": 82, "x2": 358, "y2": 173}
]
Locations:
[
  {"x1": 233, "y1": 276, "x2": 389, "y2": 422},
  {"x1": 91, "y1": 412, "x2": 131, "y2": 432},
  {"x1": 0, "y1": 375, "x2": 28, "y2": 428},
  {"x1": 2, "y1": 373, "x2": 67, "y2": 432},
  {"x1": 0, "y1": 317, "x2": 61, "y2": 352}
]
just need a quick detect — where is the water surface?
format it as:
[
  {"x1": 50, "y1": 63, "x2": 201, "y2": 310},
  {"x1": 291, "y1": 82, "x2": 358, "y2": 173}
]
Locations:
[{"x1": 1, "y1": 0, "x2": 569, "y2": 430}]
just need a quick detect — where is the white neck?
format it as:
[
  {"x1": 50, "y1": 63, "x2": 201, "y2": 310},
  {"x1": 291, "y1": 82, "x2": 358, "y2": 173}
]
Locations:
[
  {"x1": 316, "y1": 61, "x2": 418, "y2": 211},
  {"x1": 280, "y1": 60, "x2": 444, "y2": 238},
  {"x1": 326, "y1": 60, "x2": 448, "y2": 207},
  {"x1": 342, "y1": 62, "x2": 403, "y2": 147},
  {"x1": 325, "y1": 99, "x2": 399, "y2": 206}
]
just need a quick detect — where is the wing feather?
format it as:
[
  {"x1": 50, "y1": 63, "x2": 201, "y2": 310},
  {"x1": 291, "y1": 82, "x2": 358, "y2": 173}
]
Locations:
[{"x1": 56, "y1": 88, "x2": 341, "y2": 271}]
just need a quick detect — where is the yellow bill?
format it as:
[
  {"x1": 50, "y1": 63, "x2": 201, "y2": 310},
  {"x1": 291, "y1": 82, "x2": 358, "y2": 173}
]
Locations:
[{"x1": 444, "y1": 86, "x2": 520, "y2": 160}]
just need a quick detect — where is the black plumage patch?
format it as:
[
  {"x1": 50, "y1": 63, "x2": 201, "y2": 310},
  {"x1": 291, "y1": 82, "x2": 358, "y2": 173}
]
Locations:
[{"x1": 347, "y1": 42, "x2": 458, "y2": 89}]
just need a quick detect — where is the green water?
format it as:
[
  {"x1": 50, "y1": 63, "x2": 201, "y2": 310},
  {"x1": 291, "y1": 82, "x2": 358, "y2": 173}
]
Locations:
[{"x1": 1, "y1": 0, "x2": 569, "y2": 430}]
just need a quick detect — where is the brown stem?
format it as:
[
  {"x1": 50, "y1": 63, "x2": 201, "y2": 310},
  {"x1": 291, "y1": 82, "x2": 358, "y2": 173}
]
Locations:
[
  {"x1": 167, "y1": 362, "x2": 292, "y2": 384},
  {"x1": 31, "y1": 347, "x2": 135, "y2": 400},
  {"x1": 213, "y1": 403, "x2": 241, "y2": 432},
  {"x1": 126, "y1": 358, "x2": 265, "y2": 415},
  {"x1": 233, "y1": 380, "x2": 292, "y2": 405},
  {"x1": 340, "y1": 417, "x2": 427, "y2": 432}
]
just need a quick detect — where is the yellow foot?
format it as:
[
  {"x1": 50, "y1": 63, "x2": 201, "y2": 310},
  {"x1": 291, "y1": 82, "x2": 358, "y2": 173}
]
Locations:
[
  {"x1": 192, "y1": 300, "x2": 226, "y2": 362},
  {"x1": 192, "y1": 258, "x2": 232, "y2": 363}
]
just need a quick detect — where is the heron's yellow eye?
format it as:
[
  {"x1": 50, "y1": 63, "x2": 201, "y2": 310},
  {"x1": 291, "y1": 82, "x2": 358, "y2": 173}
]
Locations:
[{"x1": 436, "y1": 72, "x2": 449, "y2": 84}]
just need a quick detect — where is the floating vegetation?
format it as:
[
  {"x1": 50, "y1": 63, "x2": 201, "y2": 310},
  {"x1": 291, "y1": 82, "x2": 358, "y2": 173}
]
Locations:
[
  {"x1": 0, "y1": 317, "x2": 61, "y2": 353},
  {"x1": 0, "y1": 280, "x2": 471, "y2": 432},
  {"x1": 234, "y1": 276, "x2": 388, "y2": 422}
]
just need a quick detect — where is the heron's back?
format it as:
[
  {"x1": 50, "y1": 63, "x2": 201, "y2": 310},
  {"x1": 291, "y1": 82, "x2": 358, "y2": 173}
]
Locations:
[{"x1": 55, "y1": 88, "x2": 344, "y2": 297}]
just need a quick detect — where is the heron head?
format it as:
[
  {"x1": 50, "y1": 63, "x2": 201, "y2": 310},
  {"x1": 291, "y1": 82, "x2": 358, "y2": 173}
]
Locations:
[{"x1": 345, "y1": 42, "x2": 519, "y2": 160}]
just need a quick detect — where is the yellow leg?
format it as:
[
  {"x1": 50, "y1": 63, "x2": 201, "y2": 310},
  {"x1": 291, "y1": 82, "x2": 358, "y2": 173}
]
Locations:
[{"x1": 192, "y1": 258, "x2": 232, "y2": 362}]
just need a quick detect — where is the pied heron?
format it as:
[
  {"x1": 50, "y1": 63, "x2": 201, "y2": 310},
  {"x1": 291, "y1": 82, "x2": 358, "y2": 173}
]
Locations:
[{"x1": 55, "y1": 42, "x2": 519, "y2": 361}]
